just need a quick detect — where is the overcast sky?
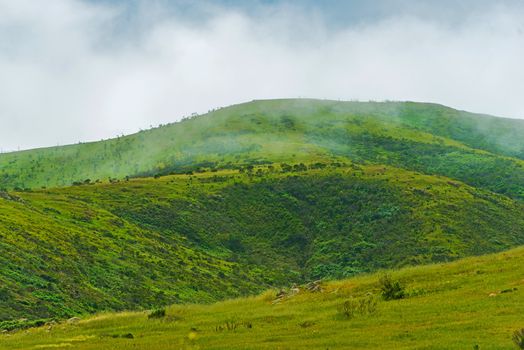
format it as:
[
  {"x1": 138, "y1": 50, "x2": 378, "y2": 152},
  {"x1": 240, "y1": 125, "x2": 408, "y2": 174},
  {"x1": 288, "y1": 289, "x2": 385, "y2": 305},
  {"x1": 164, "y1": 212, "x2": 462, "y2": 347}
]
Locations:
[{"x1": 1, "y1": 0, "x2": 524, "y2": 151}]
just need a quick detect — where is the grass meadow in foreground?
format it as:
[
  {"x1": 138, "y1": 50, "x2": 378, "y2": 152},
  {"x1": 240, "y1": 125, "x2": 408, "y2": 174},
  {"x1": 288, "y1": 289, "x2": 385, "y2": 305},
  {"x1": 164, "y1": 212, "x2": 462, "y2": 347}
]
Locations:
[{"x1": 1, "y1": 246, "x2": 523, "y2": 349}]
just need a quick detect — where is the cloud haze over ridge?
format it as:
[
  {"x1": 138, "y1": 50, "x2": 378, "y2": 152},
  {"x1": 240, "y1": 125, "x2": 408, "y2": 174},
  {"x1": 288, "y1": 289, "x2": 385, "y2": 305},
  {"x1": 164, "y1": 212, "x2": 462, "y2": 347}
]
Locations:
[{"x1": 1, "y1": 0, "x2": 524, "y2": 151}]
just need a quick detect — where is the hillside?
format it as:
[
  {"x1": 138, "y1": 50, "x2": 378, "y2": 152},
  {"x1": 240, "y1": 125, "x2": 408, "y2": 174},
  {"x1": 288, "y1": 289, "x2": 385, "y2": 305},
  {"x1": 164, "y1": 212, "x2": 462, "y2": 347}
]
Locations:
[
  {"x1": 1, "y1": 246, "x2": 523, "y2": 349},
  {"x1": 1, "y1": 164, "x2": 524, "y2": 322},
  {"x1": 1, "y1": 99, "x2": 524, "y2": 325},
  {"x1": 1, "y1": 100, "x2": 524, "y2": 200}
]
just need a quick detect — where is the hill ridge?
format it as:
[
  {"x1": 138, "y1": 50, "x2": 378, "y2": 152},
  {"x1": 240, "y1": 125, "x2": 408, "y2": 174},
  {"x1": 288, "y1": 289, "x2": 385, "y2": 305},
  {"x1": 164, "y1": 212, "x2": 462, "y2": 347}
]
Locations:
[{"x1": 1, "y1": 99, "x2": 524, "y2": 194}]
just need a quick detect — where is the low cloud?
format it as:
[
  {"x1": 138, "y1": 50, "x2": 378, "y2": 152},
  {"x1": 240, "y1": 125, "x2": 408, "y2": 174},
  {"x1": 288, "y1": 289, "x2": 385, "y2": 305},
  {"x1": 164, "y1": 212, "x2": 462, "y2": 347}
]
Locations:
[{"x1": 1, "y1": 0, "x2": 523, "y2": 151}]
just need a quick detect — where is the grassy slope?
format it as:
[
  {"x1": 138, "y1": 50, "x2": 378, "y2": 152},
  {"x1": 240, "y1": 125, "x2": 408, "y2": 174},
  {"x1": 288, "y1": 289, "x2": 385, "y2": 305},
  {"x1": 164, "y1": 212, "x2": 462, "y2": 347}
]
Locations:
[
  {"x1": 1, "y1": 246, "x2": 523, "y2": 350},
  {"x1": 1, "y1": 98, "x2": 524, "y2": 331},
  {"x1": 1, "y1": 164, "x2": 524, "y2": 321},
  {"x1": 1, "y1": 99, "x2": 524, "y2": 199}
]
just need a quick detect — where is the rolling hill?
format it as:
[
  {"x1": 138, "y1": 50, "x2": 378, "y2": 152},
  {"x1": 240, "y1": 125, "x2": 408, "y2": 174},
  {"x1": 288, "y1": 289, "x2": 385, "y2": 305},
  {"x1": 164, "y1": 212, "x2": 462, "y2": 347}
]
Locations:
[
  {"x1": 1, "y1": 163, "x2": 524, "y2": 322},
  {"x1": 1, "y1": 99, "x2": 524, "y2": 326},
  {"x1": 1, "y1": 99, "x2": 524, "y2": 199}
]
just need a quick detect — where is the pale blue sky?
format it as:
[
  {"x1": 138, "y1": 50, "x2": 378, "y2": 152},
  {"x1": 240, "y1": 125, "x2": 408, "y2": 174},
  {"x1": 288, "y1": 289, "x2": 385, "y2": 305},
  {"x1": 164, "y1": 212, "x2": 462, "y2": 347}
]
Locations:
[{"x1": 85, "y1": 0, "x2": 523, "y2": 26}]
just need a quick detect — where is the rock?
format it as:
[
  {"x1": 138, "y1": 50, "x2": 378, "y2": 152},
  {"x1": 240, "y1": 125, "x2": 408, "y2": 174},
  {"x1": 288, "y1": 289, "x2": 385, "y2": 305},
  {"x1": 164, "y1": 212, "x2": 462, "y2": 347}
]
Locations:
[
  {"x1": 0, "y1": 191, "x2": 11, "y2": 201},
  {"x1": 67, "y1": 317, "x2": 81, "y2": 324},
  {"x1": 276, "y1": 289, "x2": 286, "y2": 298},
  {"x1": 306, "y1": 280, "x2": 323, "y2": 293},
  {"x1": 0, "y1": 191, "x2": 23, "y2": 202}
]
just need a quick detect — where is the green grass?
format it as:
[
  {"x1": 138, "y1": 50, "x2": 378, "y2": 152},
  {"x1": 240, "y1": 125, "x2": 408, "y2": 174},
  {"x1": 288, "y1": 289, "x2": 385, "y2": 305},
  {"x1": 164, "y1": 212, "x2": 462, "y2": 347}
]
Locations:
[
  {"x1": 1, "y1": 99, "x2": 524, "y2": 348},
  {"x1": 1, "y1": 164, "x2": 523, "y2": 321},
  {"x1": 1, "y1": 246, "x2": 523, "y2": 349}
]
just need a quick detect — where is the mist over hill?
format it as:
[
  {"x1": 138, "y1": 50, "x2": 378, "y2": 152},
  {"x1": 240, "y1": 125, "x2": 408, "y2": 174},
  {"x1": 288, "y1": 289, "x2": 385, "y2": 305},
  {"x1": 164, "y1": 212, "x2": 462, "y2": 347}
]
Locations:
[
  {"x1": 1, "y1": 99, "x2": 524, "y2": 197},
  {"x1": 1, "y1": 99, "x2": 524, "y2": 322}
]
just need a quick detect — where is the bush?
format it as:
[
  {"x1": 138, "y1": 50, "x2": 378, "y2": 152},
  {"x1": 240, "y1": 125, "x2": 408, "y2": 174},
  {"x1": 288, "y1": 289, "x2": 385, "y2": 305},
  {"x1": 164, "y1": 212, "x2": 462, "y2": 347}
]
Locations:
[
  {"x1": 258, "y1": 289, "x2": 278, "y2": 302},
  {"x1": 340, "y1": 294, "x2": 378, "y2": 319},
  {"x1": 215, "y1": 319, "x2": 252, "y2": 332},
  {"x1": 148, "y1": 308, "x2": 166, "y2": 319},
  {"x1": 341, "y1": 298, "x2": 358, "y2": 319},
  {"x1": 0, "y1": 319, "x2": 48, "y2": 332},
  {"x1": 513, "y1": 329, "x2": 524, "y2": 349},
  {"x1": 379, "y1": 274, "x2": 405, "y2": 301}
]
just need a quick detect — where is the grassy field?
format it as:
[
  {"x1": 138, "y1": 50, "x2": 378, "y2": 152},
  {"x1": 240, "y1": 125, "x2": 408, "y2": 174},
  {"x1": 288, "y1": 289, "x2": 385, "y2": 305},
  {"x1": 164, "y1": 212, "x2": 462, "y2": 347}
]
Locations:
[{"x1": 1, "y1": 246, "x2": 523, "y2": 349}]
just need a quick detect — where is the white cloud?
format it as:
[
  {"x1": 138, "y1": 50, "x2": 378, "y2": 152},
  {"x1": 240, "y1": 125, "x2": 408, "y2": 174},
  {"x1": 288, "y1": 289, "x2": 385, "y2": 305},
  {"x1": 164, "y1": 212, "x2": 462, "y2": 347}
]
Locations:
[{"x1": 0, "y1": 0, "x2": 523, "y2": 151}]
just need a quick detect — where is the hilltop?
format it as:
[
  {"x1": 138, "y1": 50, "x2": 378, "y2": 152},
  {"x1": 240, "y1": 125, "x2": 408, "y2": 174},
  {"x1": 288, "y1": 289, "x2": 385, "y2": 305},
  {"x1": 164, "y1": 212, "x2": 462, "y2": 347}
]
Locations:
[
  {"x1": 1, "y1": 100, "x2": 524, "y2": 200},
  {"x1": 1, "y1": 246, "x2": 523, "y2": 349}
]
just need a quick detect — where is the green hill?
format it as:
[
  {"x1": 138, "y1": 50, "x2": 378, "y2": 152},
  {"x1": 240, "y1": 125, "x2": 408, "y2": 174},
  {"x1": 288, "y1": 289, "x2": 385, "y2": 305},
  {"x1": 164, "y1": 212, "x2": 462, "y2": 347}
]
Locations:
[
  {"x1": 1, "y1": 165, "x2": 523, "y2": 321},
  {"x1": 1, "y1": 99, "x2": 524, "y2": 327},
  {"x1": 1, "y1": 246, "x2": 523, "y2": 349},
  {"x1": 1, "y1": 100, "x2": 524, "y2": 200}
]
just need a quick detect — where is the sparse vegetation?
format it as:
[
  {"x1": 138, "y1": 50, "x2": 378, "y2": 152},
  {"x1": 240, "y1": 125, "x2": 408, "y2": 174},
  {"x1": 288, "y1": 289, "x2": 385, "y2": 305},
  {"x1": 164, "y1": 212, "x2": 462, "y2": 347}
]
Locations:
[
  {"x1": 1, "y1": 247, "x2": 524, "y2": 349},
  {"x1": 340, "y1": 294, "x2": 378, "y2": 319}
]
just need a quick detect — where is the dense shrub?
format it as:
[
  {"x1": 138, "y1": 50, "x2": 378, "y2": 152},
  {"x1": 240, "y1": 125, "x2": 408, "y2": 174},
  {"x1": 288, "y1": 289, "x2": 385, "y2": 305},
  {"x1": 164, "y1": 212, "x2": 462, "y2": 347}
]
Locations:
[
  {"x1": 0, "y1": 319, "x2": 48, "y2": 332},
  {"x1": 379, "y1": 274, "x2": 405, "y2": 301},
  {"x1": 148, "y1": 308, "x2": 166, "y2": 319}
]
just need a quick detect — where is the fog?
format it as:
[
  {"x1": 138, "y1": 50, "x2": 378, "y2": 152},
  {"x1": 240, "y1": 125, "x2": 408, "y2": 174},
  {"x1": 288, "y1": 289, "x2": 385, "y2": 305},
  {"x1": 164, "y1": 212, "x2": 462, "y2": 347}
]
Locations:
[{"x1": 1, "y1": 0, "x2": 523, "y2": 151}]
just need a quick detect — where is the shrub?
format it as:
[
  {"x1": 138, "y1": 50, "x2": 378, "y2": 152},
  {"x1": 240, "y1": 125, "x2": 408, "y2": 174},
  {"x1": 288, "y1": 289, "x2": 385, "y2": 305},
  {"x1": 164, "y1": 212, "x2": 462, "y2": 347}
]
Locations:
[
  {"x1": 148, "y1": 308, "x2": 166, "y2": 319},
  {"x1": 0, "y1": 319, "x2": 48, "y2": 332},
  {"x1": 513, "y1": 329, "x2": 524, "y2": 349},
  {"x1": 341, "y1": 298, "x2": 358, "y2": 319},
  {"x1": 216, "y1": 320, "x2": 239, "y2": 332},
  {"x1": 299, "y1": 320, "x2": 315, "y2": 328},
  {"x1": 379, "y1": 274, "x2": 405, "y2": 301},
  {"x1": 340, "y1": 294, "x2": 378, "y2": 319},
  {"x1": 359, "y1": 294, "x2": 378, "y2": 314},
  {"x1": 259, "y1": 289, "x2": 278, "y2": 302},
  {"x1": 107, "y1": 333, "x2": 134, "y2": 339},
  {"x1": 215, "y1": 320, "x2": 252, "y2": 332}
]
